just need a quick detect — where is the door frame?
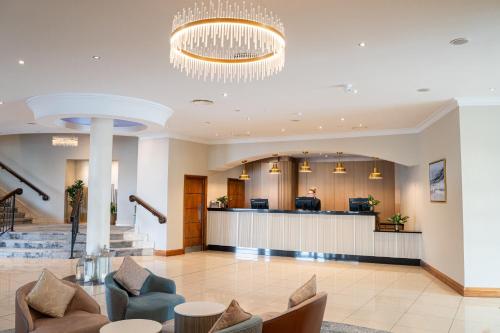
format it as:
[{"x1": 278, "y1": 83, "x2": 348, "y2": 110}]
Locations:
[{"x1": 183, "y1": 175, "x2": 208, "y2": 251}]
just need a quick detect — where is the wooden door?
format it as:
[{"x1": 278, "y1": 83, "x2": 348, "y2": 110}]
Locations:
[
  {"x1": 227, "y1": 178, "x2": 245, "y2": 208},
  {"x1": 183, "y1": 175, "x2": 207, "y2": 252}
]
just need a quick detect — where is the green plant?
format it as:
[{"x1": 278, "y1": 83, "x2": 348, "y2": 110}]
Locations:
[
  {"x1": 216, "y1": 195, "x2": 228, "y2": 205},
  {"x1": 66, "y1": 179, "x2": 84, "y2": 207},
  {"x1": 367, "y1": 194, "x2": 380, "y2": 207},
  {"x1": 110, "y1": 202, "x2": 117, "y2": 215},
  {"x1": 387, "y1": 213, "x2": 409, "y2": 225}
]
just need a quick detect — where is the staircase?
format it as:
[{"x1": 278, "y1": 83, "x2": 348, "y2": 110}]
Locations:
[
  {"x1": 0, "y1": 201, "x2": 33, "y2": 225},
  {"x1": 0, "y1": 225, "x2": 154, "y2": 259}
]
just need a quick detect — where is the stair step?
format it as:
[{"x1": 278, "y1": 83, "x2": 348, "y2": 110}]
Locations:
[{"x1": 0, "y1": 247, "x2": 153, "y2": 258}]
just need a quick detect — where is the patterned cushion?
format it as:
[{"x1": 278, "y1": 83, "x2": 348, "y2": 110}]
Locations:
[
  {"x1": 288, "y1": 275, "x2": 317, "y2": 308},
  {"x1": 26, "y1": 269, "x2": 76, "y2": 318},
  {"x1": 113, "y1": 256, "x2": 150, "y2": 296},
  {"x1": 209, "y1": 300, "x2": 252, "y2": 333}
]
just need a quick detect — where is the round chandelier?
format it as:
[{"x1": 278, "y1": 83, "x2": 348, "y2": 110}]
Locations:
[{"x1": 170, "y1": 1, "x2": 286, "y2": 83}]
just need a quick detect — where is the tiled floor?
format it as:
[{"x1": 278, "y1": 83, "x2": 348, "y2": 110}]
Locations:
[{"x1": 0, "y1": 251, "x2": 499, "y2": 332}]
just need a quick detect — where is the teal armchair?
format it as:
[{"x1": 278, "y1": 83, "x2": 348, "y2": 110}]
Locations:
[
  {"x1": 216, "y1": 316, "x2": 263, "y2": 333},
  {"x1": 105, "y1": 269, "x2": 185, "y2": 323}
]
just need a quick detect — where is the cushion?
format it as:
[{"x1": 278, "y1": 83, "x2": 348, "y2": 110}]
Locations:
[
  {"x1": 26, "y1": 269, "x2": 76, "y2": 318},
  {"x1": 32, "y1": 310, "x2": 109, "y2": 333},
  {"x1": 209, "y1": 300, "x2": 252, "y2": 333},
  {"x1": 113, "y1": 256, "x2": 150, "y2": 296},
  {"x1": 287, "y1": 275, "x2": 317, "y2": 308}
]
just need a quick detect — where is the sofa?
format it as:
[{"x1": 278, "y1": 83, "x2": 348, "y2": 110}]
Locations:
[
  {"x1": 105, "y1": 269, "x2": 185, "y2": 323},
  {"x1": 260, "y1": 292, "x2": 327, "y2": 333},
  {"x1": 15, "y1": 277, "x2": 109, "y2": 333}
]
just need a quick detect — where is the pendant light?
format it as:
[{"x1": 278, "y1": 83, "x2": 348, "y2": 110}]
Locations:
[
  {"x1": 368, "y1": 157, "x2": 383, "y2": 180},
  {"x1": 299, "y1": 152, "x2": 312, "y2": 173},
  {"x1": 239, "y1": 160, "x2": 251, "y2": 181},
  {"x1": 333, "y1": 152, "x2": 347, "y2": 174},
  {"x1": 269, "y1": 154, "x2": 281, "y2": 174}
]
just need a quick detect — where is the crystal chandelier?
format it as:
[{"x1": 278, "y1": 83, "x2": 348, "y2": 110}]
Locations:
[{"x1": 170, "y1": 0, "x2": 286, "y2": 82}]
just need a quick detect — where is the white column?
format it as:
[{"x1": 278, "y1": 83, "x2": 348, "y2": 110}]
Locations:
[{"x1": 86, "y1": 118, "x2": 114, "y2": 255}]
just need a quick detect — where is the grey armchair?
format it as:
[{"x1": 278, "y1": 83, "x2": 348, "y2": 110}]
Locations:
[{"x1": 105, "y1": 269, "x2": 185, "y2": 323}]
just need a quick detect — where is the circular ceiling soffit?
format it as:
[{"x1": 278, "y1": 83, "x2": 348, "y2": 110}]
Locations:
[{"x1": 26, "y1": 93, "x2": 174, "y2": 133}]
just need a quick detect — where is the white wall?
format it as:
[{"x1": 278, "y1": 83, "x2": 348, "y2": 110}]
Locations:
[
  {"x1": 0, "y1": 134, "x2": 138, "y2": 224},
  {"x1": 167, "y1": 139, "x2": 209, "y2": 250},
  {"x1": 136, "y1": 137, "x2": 169, "y2": 250},
  {"x1": 417, "y1": 109, "x2": 465, "y2": 285},
  {"x1": 460, "y1": 106, "x2": 500, "y2": 288}
]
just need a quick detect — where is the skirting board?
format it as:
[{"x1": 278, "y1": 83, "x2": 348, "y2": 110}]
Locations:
[
  {"x1": 154, "y1": 249, "x2": 185, "y2": 257},
  {"x1": 207, "y1": 245, "x2": 421, "y2": 266},
  {"x1": 421, "y1": 260, "x2": 500, "y2": 297}
]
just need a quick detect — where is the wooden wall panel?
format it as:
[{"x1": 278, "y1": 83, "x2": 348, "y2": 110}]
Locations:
[{"x1": 298, "y1": 160, "x2": 395, "y2": 220}]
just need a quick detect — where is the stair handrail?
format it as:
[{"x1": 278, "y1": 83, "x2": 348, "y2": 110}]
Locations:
[
  {"x1": 0, "y1": 188, "x2": 23, "y2": 235},
  {"x1": 0, "y1": 161, "x2": 50, "y2": 201},
  {"x1": 129, "y1": 195, "x2": 166, "y2": 224},
  {"x1": 69, "y1": 188, "x2": 83, "y2": 259}
]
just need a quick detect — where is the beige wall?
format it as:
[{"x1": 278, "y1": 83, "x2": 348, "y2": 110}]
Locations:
[
  {"x1": 0, "y1": 134, "x2": 138, "y2": 224},
  {"x1": 208, "y1": 133, "x2": 420, "y2": 171},
  {"x1": 167, "y1": 139, "x2": 209, "y2": 250},
  {"x1": 416, "y1": 109, "x2": 464, "y2": 285}
]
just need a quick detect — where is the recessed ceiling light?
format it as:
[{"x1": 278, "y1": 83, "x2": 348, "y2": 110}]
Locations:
[
  {"x1": 92, "y1": 55, "x2": 101, "y2": 60},
  {"x1": 352, "y1": 89, "x2": 359, "y2": 94},
  {"x1": 246, "y1": 116, "x2": 251, "y2": 121},
  {"x1": 281, "y1": 128, "x2": 286, "y2": 132},
  {"x1": 358, "y1": 42, "x2": 366, "y2": 47},
  {"x1": 18, "y1": 59, "x2": 25, "y2": 65},
  {"x1": 450, "y1": 37, "x2": 469, "y2": 46},
  {"x1": 191, "y1": 99, "x2": 214, "y2": 105},
  {"x1": 246, "y1": 131, "x2": 251, "y2": 135},
  {"x1": 223, "y1": 92, "x2": 229, "y2": 97},
  {"x1": 417, "y1": 88, "x2": 430, "y2": 92},
  {"x1": 318, "y1": 125, "x2": 323, "y2": 130},
  {"x1": 490, "y1": 88, "x2": 496, "y2": 92},
  {"x1": 340, "y1": 117, "x2": 345, "y2": 122}
]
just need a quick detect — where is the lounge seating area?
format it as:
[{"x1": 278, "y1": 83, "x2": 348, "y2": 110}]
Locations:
[{"x1": 14, "y1": 257, "x2": 327, "y2": 333}]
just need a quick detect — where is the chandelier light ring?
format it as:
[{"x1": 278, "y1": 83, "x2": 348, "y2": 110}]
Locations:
[{"x1": 170, "y1": 1, "x2": 286, "y2": 83}]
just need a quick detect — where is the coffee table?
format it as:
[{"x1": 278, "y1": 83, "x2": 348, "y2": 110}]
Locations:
[
  {"x1": 100, "y1": 319, "x2": 163, "y2": 333},
  {"x1": 174, "y1": 301, "x2": 226, "y2": 333}
]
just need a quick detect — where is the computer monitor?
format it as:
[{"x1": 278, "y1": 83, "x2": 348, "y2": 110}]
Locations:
[
  {"x1": 250, "y1": 198, "x2": 269, "y2": 209},
  {"x1": 349, "y1": 198, "x2": 370, "y2": 212},
  {"x1": 295, "y1": 197, "x2": 321, "y2": 211}
]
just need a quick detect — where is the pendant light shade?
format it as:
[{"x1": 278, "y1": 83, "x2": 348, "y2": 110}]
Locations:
[
  {"x1": 269, "y1": 154, "x2": 281, "y2": 175},
  {"x1": 299, "y1": 152, "x2": 312, "y2": 173},
  {"x1": 239, "y1": 160, "x2": 251, "y2": 180},
  {"x1": 333, "y1": 152, "x2": 347, "y2": 174},
  {"x1": 369, "y1": 158, "x2": 383, "y2": 180}
]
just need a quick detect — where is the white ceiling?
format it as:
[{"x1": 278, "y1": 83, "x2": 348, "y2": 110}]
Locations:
[{"x1": 0, "y1": 0, "x2": 499, "y2": 143}]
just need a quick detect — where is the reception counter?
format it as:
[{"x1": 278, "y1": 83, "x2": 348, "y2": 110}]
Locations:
[{"x1": 207, "y1": 208, "x2": 422, "y2": 265}]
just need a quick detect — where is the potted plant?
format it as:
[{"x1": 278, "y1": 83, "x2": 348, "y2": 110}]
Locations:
[
  {"x1": 367, "y1": 194, "x2": 380, "y2": 212},
  {"x1": 216, "y1": 195, "x2": 228, "y2": 208},
  {"x1": 66, "y1": 179, "x2": 84, "y2": 207},
  {"x1": 110, "y1": 202, "x2": 117, "y2": 225},
  {"x1": 387, "y1": 213, "x2": 409, "y2": 232}
]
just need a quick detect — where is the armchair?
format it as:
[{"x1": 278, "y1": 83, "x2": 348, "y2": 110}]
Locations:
[
  {"x1": 15, "y1": 276, "x2": 109, "y2": 333},
  {"x1": 105, "y1": 269, "x2": 185, "y2": 323}
]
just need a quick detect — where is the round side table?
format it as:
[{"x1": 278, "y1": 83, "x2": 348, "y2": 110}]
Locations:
[
  {"x1": 100, "y1": 319, "x2": 162, "y2": 333},
  {"x1": 174, "y1": 301, "x2": 226, "y2": 333}
]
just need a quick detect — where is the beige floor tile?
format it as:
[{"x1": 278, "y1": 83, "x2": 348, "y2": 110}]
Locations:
[{"x1": 395, "y1": 313, "x2": 454, "y2": 332}]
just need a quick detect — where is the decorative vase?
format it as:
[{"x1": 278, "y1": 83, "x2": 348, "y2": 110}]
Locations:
[{"x1": 394, "y1": 223, "x2": 400, "y2": 232}]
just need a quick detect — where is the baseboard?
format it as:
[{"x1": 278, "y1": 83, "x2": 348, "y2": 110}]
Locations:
[
  {"x1": 421, "y1": 260, "x2": 500, "y2": 297},
  {"x1": 421, "y1": 260, "x2": 464, "y2": 296},
  {"x1": 154, "y1": 249, "x2": 185, "y2": 257},
  {"x1": 463, "y1": 288, "x2": 500, "y2": 297}
]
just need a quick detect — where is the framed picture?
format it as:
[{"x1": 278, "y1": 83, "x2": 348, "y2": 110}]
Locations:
[{"x1": 429, "y1": 159, "x2": 447, "y2": 202}]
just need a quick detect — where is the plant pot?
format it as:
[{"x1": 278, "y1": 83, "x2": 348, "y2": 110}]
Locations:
[{"x1": 394, "y1": 223, "x2": 400, "y2": 232}]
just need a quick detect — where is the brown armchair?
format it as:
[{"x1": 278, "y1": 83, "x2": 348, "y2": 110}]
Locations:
[
  {"x1": 15, "y1": 276, "x2": 109, "y2": 333},
  {"x1": 261, "y1": 292, "x2": 327, "y2": 333}
]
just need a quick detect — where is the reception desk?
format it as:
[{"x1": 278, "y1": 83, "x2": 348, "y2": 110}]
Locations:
[{"x1": 207, "y1": 208, "x2": 422, "y2": 265}]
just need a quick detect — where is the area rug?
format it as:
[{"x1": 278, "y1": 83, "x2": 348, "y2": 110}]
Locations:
[{"x1": 0, "y1": 321, "x2": 389, "y2": 333}]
